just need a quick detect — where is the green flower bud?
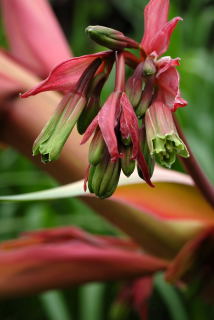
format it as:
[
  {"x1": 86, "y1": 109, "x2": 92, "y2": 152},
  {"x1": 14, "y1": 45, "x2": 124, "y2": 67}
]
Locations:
[
  {"x1": 125, "y1": 62, "x2": 144, "y2": 108},
  {"x1": 135, "y1": 81, "x2": 154, "y2": 118},
  {"x1": 86, "y1": 25, "x2": 139, "y2": 50},
  {"x1": 89, "y1": 129, "x2": 106, "y2": 165},
  {"x1": 145, "y1": 102, "x2": 189, "y2": 168},
  {"x1": 77, "y1": 72, "x2": 107, "y2": 134},
  {"x1": 33, "y1": 93, "x2": 86, "y2": 163},
  {"x1": 137, "y1": 126, "x2": 155, "y2": 180},
  {"x1": 77, "y1": 96, "x2": 100, "y2": 134},
  {"x1": 143, "y1": 56, "x2": 156, "y2": 76},
  {"x1": 121, "y1": 145, "x2": 135, "y2": 177},
  {"x1": 88, "y1": 154, "x2": 121, "y2": 199}
]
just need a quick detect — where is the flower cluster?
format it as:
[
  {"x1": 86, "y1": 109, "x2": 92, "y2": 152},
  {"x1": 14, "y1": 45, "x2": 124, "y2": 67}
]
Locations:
[{"x1": 22, "y1": 0, "x2": 189, "y2": 198}]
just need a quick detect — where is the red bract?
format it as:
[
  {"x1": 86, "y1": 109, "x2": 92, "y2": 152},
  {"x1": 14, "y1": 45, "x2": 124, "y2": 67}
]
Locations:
[
  {"x1": 81, "y1": 92, "x2": 121, "y2": 161},
  {"x1": 139, "y1": 0, "x2": 186, "y2": 111},
  {"x1": 156, "y1": 59, "x2": 187, "y2": 111},
  {"x1": 141, "y1": 0, "x2": 182, "y2": 57},
  {"x1": 22, "y1": 51, "x2": 112, "y2": 97},
  {"x1": 82, "y1": 92, "x2": 140, "y2": 162},
  {"x1": 120, "y1": 93, "x2": 139, "y2": 159},
  {"x1": 98, "y1": 92, "x2": 122, "y2": 161}
]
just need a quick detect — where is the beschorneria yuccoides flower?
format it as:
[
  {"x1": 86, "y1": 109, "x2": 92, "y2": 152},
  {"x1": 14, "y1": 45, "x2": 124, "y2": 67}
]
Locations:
[{"x1": 22, "y1": 0, "x2": 189, "y2": 199}]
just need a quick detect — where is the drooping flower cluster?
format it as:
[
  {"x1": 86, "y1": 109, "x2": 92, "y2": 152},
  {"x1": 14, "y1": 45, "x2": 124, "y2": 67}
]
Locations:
[{"x1": 22, "y1": 0, "x2": 189, "y2": 198}]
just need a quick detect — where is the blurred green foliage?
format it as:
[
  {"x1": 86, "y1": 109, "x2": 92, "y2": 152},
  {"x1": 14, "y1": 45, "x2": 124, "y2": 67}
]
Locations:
[{"x1": 0, "y1": 0, "x2": 213, "y2": 319}]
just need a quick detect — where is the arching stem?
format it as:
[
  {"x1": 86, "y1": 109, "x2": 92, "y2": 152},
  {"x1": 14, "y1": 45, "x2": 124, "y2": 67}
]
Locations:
[{"x1": 173, "y1": 114, "x2": 214, "y2": 208}]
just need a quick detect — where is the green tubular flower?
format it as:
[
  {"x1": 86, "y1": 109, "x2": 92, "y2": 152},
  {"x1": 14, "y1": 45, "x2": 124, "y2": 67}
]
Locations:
[
  {"x1": 88, "y1": 129, "x2": 106, "y2": 165},
  {"x1": 33, "y1": 93, "x2": 86, "y2": 163},
  {"x1": 88, "y1": 153, "x2": 121, "y2": 199},
  {"x1": 137, "y1": 126, "x2": 155, "y2": 179},
  {"x1": 145, "y1": 102, "x2": 189, "y2": 168}
]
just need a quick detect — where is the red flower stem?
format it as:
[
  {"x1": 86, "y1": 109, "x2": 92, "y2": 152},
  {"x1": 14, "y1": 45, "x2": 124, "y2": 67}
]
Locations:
[
  {"x1": 124, "y1": 51, "x2": 141, "y2": 69},
  {"x1": 114, "y1": 51, "x2": 125, "y2": 92},
  {"x1": 173, "y1": 114, "x2": 214, "y2": 208}
]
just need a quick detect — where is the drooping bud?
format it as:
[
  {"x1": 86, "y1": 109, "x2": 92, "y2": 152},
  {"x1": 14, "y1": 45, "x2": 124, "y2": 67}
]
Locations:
[
  {"x1": 88, "y1": 128, "x2": 106, "y2": 165},
  {"x1": 143, "y1": 56, "x2": 156, "y2": 77},
  {"x1": 33, "y1": 93, "x2": 86, "y2": 163},
  {"x1": 87, "y1": 153, "x2": 121, "y2": 199},
  {"x1": 137, "y1": 125, "x2": 155, "y2": 180},
  {"x1": 135, "y1": 80, "x2": 154, "y2": 118},
  {"x1": 77, "y1": 94, "x2": 100, "y2": 135},
  {"x1": 125, "y1": 62, "x2": 144, "y2": 108},
  {"x1": 120, "y1": 145, "x2": 135, "y2": 177},
  {"x1": 145, "y1": 102, "x2": 189, "y2": 168},
  {"x1": 86, "y1": 25, "x2": 139, "y2": 51},
  {"x1": 77, "y1": 72, "x2": 107, "y2": 134},
  {"x1": 33, "y1": 58, "x2": 102, "y2": 163}
]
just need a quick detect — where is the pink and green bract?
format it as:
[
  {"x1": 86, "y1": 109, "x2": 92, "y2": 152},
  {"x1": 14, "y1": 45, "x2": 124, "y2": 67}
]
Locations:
[{"x1": 22, "y1": 0, "x2": 189, "y2": 199}]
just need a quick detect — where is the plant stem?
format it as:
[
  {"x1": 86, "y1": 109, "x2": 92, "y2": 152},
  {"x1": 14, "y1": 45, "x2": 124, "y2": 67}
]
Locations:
[
  {"x1": 114, "y1": 51, "x2": 125, "y2": 92},
  {"x1": 173, "y1": 115, "x2": 214, "y2": 208}
]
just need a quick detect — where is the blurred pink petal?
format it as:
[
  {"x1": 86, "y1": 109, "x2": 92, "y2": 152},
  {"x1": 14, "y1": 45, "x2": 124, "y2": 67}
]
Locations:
[
  {"x1": 165, "y1": 227, "x2": 214, "y2": 301},
  {"x1": 1, "y1": 0, "x2": 72, "y2": 77},
  {"x1": 0, "y1": 227, "x2": 167, "y2": 297},
  {"x1": 117, "y1": 277, "x2": 153, "y2": 320},
  {"x1": 0, "y1": 73, "x2": 22, "y2": 99},
  {"x1": 22, "y1": 51, "x2": 112, "y2": 97}
]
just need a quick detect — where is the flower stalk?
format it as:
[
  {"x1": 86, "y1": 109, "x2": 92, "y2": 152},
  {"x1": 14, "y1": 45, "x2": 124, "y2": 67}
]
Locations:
[{"x1": 173, "y1": 115, "x2": 214, "y2": 208}]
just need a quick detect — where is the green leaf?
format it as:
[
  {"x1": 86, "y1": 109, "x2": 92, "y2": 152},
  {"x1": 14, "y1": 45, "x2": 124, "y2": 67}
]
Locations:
[
  {"x1": 154, "y1": 273, "x2": 188, "y2": 320},
  {"x1": 79, "y1": 283, "x2": 105, "y2": 320},
  {"x1": 0, "y1": 168, "x2": 192, "y2": 202},
  {"x1": 40, "y1": 291, "x2": 71, "y2": 320}
]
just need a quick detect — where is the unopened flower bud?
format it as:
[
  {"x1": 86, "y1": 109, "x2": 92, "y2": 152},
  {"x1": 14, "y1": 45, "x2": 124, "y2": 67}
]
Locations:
[
  {"x1": 143, "y1": 56, "x2": 156, "y2": 76},
  {"x1": 33, "y1": 93, "x2": 86, "y2": 163},
  {"x1": 77, "y1": 67, "x2": 111, "y2": 134},
  {"x1": 89, "y1": 129, "x2": 106, "y2": 165},
  {"x1": 137, "y1": 126, "x2": 155, "y2": 180},
  {"x1": 135, "y1": 81, "x2": 154, "y2": 118},
  {"x1": 125, "y1": 62, "x2": 144, "y2": 108},
  {"x1": 120, "y1": 145, "x2": 135, "y2": 177},
  {"x1": 77, "y1": 95, "x2": 100, "y2": 134},
  {"x1": 145, "y1": 102, "x2": 189, "y2": 168},
  {"x1": 87, "y1": 153, "x2": 121, "y2": 199},
  {"x1": 86, "y1": 25, "x2": 139, "y2": 50}
]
